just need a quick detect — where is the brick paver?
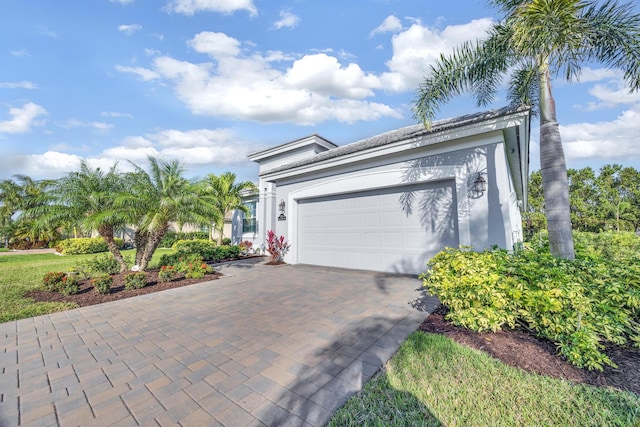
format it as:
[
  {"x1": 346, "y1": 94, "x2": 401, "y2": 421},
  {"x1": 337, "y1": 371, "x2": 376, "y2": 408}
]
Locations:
[{"x1": 0, "y1": 263, "x2": 438, "y2": 426}]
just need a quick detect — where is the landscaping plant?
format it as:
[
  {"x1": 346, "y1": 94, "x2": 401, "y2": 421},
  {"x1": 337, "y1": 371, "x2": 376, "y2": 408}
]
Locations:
[
  {"x1": 60, "y1": 275, "x2": 79, "y2": 296},
  {"x1": 42, "y1": 271, "x2": 66, "y2": 292},
  {"x1": 124, "y1": 272, "x2": 147, "y2": 290},
  {"x1": 91, "y1": 273, "x2": 112, "y2": 295},
  {"x1": 422, "y1": 232, "x2": 640, "y2": 370},
  {"x1": 266, "y1": 230, "x2": 291, "y2": 263},
  {"x1": 158, "y1": 265, "x2": 177, "y2": 282}
]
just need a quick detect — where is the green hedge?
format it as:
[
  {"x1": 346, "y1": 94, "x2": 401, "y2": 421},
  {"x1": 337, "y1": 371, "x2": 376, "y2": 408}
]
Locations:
[
  {"x1": 56, "y1": 237, "x2": 124, "y2": 255},
  {"x1": 159, "y1": 242, "x2": 241, "y2": 267},
  {"x1": 159, "y1": 231, "x2": 209, "y2": 248},
  {"x1": 422, "y1": 232, "x2": 640, "y2": 371}
]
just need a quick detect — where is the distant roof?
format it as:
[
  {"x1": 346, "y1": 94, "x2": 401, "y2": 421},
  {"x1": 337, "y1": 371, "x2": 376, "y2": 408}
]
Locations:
[{"x1": 261, "y1": 105, "x2": 529, "y2": 176}]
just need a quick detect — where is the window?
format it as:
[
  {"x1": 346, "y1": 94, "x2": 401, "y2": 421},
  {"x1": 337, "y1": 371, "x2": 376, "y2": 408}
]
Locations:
[{"x1": 242, "y1": 201, "x2": 257, "y2": 234}]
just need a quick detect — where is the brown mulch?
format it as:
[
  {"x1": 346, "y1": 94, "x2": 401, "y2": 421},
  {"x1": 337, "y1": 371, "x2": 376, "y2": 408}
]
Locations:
[
  {"x1": 420, "y1": 305, "x2": 640, "y2": 396},
  {"x1": 26, "y1": 269, "x2": 222, "y2": 307}
]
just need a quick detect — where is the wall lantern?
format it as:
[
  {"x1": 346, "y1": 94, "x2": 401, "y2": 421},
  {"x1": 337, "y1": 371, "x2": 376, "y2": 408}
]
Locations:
[
  {"x1": 472, "y1": 173, "x2": 487, "y2": 196},
  {"x1": 279, "y1": 199, "x2": 286, "y2": 213}
]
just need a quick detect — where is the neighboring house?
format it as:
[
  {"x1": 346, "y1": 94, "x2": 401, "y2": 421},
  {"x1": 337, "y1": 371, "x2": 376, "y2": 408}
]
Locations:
[{"x1": 233, "y1": 106, "x2": 530, "y2": 275}]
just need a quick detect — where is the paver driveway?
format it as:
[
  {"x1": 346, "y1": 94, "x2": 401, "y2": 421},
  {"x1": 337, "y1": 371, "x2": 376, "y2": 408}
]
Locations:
[{"x1": 0, "y1": 263, "x2": 438, "y2": 426}]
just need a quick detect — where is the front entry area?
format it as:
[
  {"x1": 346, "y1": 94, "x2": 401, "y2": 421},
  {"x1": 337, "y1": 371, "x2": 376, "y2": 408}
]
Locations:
[{"x1": 296, "y1": 181, "x2": 459, "y2": 275}]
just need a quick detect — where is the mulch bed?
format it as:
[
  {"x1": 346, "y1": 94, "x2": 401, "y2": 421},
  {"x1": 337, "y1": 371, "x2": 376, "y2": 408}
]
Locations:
[
  {"x1": 26, "y1": 269, "x2": 222, "y2": 307},
  {"x1": 420, "y1": 305, "x2": 640, "y2": 396}
]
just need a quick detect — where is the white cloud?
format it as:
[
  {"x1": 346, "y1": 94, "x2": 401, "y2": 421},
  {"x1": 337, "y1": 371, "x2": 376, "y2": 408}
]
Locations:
[
  {"x1": 115, "y1": 65, "x2": 160, "y2": 81},
  {"x1": 273, "y1": 10, "x2": 300, "y2": 30},
  {"x1": 59, "y1": 119, "x2": 114, "y2": 130},
  {"x1": 6, "y1": 127, "x2": 254, "y2": 179},
  {"x1": 0, "y1": 81, "x2": 37, "y2": 89},
  {"x1": 110, "y1": 0, "x2": 134, "y2": 4},
  {"x1": 188, "y1": 32, "x2": 241, "y2": 57},
  {"x1": 120, "y1": 31, "x2": 401, "y2": 125},
  {"x1": 10, "y1": 49, "x2": 30, "y2": 57},
  {"x1": 562, "y1": 106, "x2": 640, "y2": 161},
  {"x1": 0, "y1": 102, "x2": 47, "y2": 134},
  {"x1": 380, "y1": 18, "x2": 494, "y2": 92},
  {"x1": 38, "y1": 27, "x2": 59, "y2": 39},
  {"x1": 118, "y1": 24, "x2": 142, "y2": 36},
  {"x1": 577, "y1": 67, "x2": 621, "y2": 83},
  {"x1": 101, "y1": 111, "x2": 134, "y2": 119},
  {"x1": 164, "y1": 0, "x2": 257, "y2": 16},
  {"x1": 370, "y1": 15, "x2": 403, "y2": 37},
  {"x1": 145, "y1": 48, "x2": 161, "y2": 56},
  {"x1": 574, "y1": 78, "x2": 640, "y2": 111},
  {"x1": 284, "y1": 54, "x2": 380, "y2": 99}
]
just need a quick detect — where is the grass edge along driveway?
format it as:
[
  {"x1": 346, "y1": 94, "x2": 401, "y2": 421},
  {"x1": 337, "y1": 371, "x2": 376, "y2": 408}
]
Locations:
[{"x1": 329, "y1": 331, "x2": 640, "y2": 426}]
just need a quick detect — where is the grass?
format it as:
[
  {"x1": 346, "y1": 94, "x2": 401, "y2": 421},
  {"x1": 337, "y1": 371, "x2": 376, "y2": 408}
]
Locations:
[
  {"x1": 329, "y1": 332, "x2": 640, "y2": 427},
  {"x1": 0, "y1": 249, "x2": 174, "y2": 323},
  {"x1": 0, "y1": 247, "x2": 10, "y2": 252}
]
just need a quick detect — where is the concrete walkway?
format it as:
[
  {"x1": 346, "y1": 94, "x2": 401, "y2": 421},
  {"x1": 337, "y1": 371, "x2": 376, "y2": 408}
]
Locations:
[{"x1": 0, "y1": 263, "x2": 438, "y2": 426}]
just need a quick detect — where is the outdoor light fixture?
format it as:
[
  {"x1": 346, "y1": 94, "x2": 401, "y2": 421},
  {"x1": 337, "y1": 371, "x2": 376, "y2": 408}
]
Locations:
[
  {"x1": 472, "y1": 173, "x2": 487, "y2": 196},
  {"x1": 279, "y1": 199, "x2": 286, "y2": 213}
]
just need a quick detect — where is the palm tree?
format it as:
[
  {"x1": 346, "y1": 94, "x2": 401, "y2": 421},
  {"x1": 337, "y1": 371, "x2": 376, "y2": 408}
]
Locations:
[
  {"x1": 119, "y1": 157, "x2": 210, "y2": 270},
  {"x1": 0, "y1": 179, "x2": 22, "y2": 247},
  {"x1": 5, "y1": 175, "x2": 57, "y2": 248},
  {"x1": 414, "y1": 0, "x2": 640, "y2": 259},
  {"x1": 38, "y1": 161, "x2": 130, "y2": 272},
  {"x1": 198, "y1": 172, "x2": 256, "y2": 245}
]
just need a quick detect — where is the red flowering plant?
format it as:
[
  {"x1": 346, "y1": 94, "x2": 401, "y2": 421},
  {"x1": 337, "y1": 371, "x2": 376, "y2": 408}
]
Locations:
[
  {"x1": 174, "y1": 254, "x2": 212, "y2": 279},
  {"x1": 158, "y1": 265, "x2": 177, "y2": 283},
  {"x1": 266, "y1": 230, "x2": 291, "y2": 264}
]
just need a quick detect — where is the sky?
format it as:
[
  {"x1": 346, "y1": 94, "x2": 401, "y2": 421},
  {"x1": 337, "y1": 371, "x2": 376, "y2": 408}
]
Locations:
[{"x1": 1, "y1": 0, "x2": 640, "y2": 183}]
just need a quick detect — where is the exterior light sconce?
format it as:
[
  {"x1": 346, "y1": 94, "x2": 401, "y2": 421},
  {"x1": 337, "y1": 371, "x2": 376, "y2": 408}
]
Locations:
[
  {"x1": 472, "y1": 173, "x2": 487, "y2": 196},
  {"x1": 279, "y1": 199, "x2": 286, "y2": 213}
]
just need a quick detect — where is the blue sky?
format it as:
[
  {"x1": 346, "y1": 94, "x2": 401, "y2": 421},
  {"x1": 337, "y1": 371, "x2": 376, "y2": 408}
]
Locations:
[{"x1": 1, "y1": 0, "x2": 640, "y2": 182}]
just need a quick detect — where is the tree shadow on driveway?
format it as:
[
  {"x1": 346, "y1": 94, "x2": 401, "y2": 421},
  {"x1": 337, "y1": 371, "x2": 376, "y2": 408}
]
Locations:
[{"x1": 256, "y1": 301, "x2": 440, "y2": 426}]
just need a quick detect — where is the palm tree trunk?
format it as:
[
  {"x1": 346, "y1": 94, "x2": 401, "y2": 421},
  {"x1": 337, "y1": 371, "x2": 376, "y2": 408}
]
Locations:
[
  {"x1": 134, "y1": 230, "x2": 148, "y2": 267},
  {"x1": 139, "y1": 223, "x2": 169, "y2": 271},
  {"x1": 97, "y1": 224, "x2": 129, "y2": 272},
  {"x1": 538, "y1": 63, "x2": 575, "y2": 259}
]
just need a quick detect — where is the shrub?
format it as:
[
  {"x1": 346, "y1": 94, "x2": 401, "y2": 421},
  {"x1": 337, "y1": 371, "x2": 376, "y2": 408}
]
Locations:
[
  {"x1": 172, "y1": 239, "x2": 217, "y2": 260},
  {"x1": 158, "y1": 265, "x2": 177, "y2": 282},
  {"x1": 160, "y1": 231, "x2": 209, "y2": 248},
  {"x1": 174, "y1": 254, "x2": 212, "y2": 279},
  {"x1": 266, "y1": 230, "x2": 291, "y2": 263},
  {"x1": 124, "y1": 272, "x2": 147, "y2": 290},
  {"x1": 222, "y1": 238, "x2": 232, "y2": 245},
  {"x1": 216, "y1": 245, "x2": 241, "y2": 260},
  {"x1": 76, "y1": 253, "x2": 122, "y2": 276},
  {"x1": 60, "y1": 275, "x2": 79, "y2": 296},
  {"x1": 91, "y1": 274, "x2": 113, "y2": 294},
  {"x1": 56, "y1": 237, "x2": 124, "y2": 255},
  {"x1": 422, "y1": 244, "x2": 640, "y2": 371},
  {"x1": 43, "y1": 272, "x2": 66, "y2": 292}
]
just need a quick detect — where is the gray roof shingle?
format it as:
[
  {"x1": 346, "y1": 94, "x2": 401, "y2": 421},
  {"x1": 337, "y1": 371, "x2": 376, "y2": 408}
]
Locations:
[{"x1": 260, "y1": 105, "x2": 528, "y2": 176}]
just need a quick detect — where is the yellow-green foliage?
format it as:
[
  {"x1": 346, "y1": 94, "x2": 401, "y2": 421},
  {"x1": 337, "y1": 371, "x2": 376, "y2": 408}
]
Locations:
[
  {"x1": 56, "y1": 237, "x2": 124, "y2": 255},
  {"x1": 422, "y1": 238, "x2": 640, "y2": 371}
]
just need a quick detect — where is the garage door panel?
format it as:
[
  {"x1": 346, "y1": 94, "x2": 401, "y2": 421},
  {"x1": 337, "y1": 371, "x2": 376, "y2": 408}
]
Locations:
[{"x1": 297, "y1": 181, "x2": 459, "y2": 275}]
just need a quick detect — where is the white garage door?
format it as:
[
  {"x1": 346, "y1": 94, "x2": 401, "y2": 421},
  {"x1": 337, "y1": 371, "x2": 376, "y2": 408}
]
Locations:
[{"x1": 296, "y1": 181, "x2": 459, "y2": 275}]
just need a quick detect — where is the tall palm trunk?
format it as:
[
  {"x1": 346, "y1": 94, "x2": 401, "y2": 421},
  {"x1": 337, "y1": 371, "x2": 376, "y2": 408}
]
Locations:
[
  {"x1": 538, "y1": 63, "x2": 575, "y2": 259},
  {"x1": 98, "y1": 224, "x2": 129, "y2": 272},
  {"x1": 139, "y1": 223, "x2": 169, "y2": 271}
]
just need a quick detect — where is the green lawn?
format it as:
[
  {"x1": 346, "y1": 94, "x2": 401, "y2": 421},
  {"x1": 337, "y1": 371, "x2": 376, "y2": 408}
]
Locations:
[
  {"x1": 329, "y1": 332, "x2": 640, "y2": 427},
  {"x1": 0, "y1": 249, "x2": 174, "y2": 323}
]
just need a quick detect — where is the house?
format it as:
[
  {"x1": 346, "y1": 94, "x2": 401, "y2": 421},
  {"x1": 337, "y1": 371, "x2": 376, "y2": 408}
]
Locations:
[{"x1": 232, "y1": 106, "x2": 530, "y2": 275}]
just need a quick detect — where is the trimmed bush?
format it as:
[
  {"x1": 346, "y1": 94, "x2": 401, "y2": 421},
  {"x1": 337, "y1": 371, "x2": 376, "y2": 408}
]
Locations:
[
  {"x1": 60, "y1": 275, "x2": 79, "y2": 296},
  {"x1": 160, "y1": 231, "x2": 209, "y2": 248},
  {"x1": 56, "y1": 237, "x2": 124, "y2": 255},
  {"x1": 173, "y1": 254, "x2": 212, "y2": 279},
  {"x1": 91, "y1": 273, "x2": 112, "y2": 294},
  {"x1": 158, "y1": 265, "x2": 177, "y2": 282},
  {"x1": 422, "y1": 239, "x2": 640, "y2": 371},
  {"x1": 43, "y1": 272, "x2": 66, "y2": 292},
  {"x1": 172, "y1": 239, "x2": 217, "y2": 259},
  {"x1": 124, "y1": 272, "x2": 147, "y2": 290},
  {"x1": 159, "y1": 241, "x2": 242, "y2": 266},
  {"x1": 76, "y1": 253, "x2": 122, "y2": 276}
]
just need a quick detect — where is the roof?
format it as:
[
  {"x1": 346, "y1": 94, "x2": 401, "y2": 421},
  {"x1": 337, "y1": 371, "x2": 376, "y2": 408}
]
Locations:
[{"x1": 260, "y1": 105, "x2": 530, "y2": 176}]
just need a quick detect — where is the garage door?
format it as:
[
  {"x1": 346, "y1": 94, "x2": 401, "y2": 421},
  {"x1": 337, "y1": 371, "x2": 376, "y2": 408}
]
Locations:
[{"x1": 296, "y1": 181, "x2": 459, "y2": 275}]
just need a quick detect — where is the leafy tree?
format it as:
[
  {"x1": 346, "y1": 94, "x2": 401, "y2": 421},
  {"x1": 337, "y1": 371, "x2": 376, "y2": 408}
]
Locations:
[
  {"x1": 414, "y1": 0, "x2": 640, "y2": 259},
  {"x1": 2, "y1": 175, "x2": 57, "y2": 248},
  {"x1": 118, "y1": 157, "x2": 210, "y2": 271},
  {"x1": 567, "y1": 167, "x2": 600, "y2": 232},
  {"x1": 198, "y1": 172, "x2": 256, "y2": 245},
  {"x1": 35, "y1": 161, "x2": 130, "y2": 272}
]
